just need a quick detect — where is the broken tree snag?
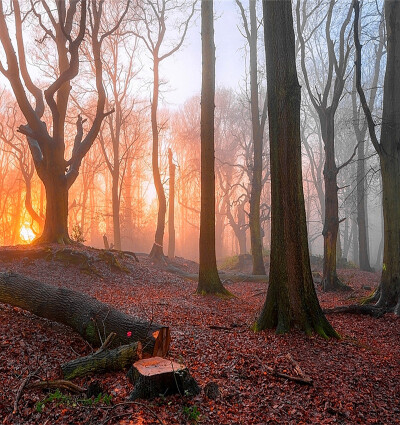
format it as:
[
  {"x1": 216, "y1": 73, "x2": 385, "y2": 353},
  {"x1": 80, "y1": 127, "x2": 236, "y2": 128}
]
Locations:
[
  {"x1": 62, "y1": 341, "x2": 142, "y2": 380},
  {"x1": 0, "y1": 272, "x2": 170, "y2": 357},
  {"x1": 128, "y1": 357, "x2": 200, "y2": 400}
]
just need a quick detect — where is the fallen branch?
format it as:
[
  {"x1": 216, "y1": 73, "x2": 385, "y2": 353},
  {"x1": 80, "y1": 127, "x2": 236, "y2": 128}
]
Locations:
[
  {"x1": 96, "y1": 332, "x2": 116, "y2": 354},
  {"x1": 27, "y1": 380, "x2": 86, "y2": 393},
  {"x1": 248, "y1": 354, "x2": 313, "y2": 386},
  {"x1": 13, "y1": 368, "x2": 40, "y2": 414}
]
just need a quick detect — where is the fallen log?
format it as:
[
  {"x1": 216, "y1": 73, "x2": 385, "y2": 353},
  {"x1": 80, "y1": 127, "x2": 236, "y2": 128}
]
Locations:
[
  {"x1": 62, "y1": 341, "x2": 142, "y2": 380},
  {"x1": 166, "y1": 265, "x2": 268, "y2": 283},
  {"x1": 0, "y1": 272, "x2": 170, "y2": 357},
  {"x1": 128, "y1": 357, "x2": 200, "y2": 400}
]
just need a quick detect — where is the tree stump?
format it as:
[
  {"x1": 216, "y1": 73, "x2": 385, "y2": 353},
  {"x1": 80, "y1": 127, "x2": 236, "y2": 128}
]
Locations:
[{"x1": 128, "y1": 357, "x2": 200, "y2": 400}]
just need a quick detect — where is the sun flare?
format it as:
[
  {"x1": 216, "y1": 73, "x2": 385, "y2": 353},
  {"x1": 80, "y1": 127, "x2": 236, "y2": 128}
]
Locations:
[{"x1": 20, "y1": 224, "x2": 35, "y2": 243}]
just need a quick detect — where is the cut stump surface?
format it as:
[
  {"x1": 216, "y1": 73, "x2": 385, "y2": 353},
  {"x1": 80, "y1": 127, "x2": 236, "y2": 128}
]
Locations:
[{"x1": 129, "y1": 357, "x2": 200, "y2": 400}]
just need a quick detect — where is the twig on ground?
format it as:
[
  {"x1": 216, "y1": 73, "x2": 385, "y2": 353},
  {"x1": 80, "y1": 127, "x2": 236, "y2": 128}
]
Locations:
[{"x1": 13, "y1": 367, "x2": 41, "y2": 414}]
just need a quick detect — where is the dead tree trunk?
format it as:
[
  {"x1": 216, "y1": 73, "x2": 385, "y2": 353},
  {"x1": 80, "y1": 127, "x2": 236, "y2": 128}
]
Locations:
[
  {"x1": 62, "y1": 341, "x2": 142, "y2": 380},
  {"x1": 0, "y1": 272, "x2": 170, "y2": 356}
]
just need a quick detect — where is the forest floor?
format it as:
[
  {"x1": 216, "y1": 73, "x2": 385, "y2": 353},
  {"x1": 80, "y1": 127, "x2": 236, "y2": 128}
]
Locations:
[{"x1": 0, "y1": 245, "x2": 399, "y2": 425}]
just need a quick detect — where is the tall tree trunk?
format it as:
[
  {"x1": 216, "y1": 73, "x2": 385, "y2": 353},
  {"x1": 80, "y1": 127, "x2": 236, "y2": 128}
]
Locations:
[
  {"x1": 257, "y1": 0, "x2": 337, "y2": 338},
  {"x1": 356, "y1": 138, "x2": 372, "y2": 270},
  {"x1": 354, "y1": 0, "x2": 400, "y2": 314},
  {"x1": 248, "y1": 0, "x2": 266, "y2": 275},
  {"x1": 352, "y1": 216, "x2": 359, "y2": 265},
  {"x1": 149, "y1": 59, "x2": 167, "y2": 261},
  {"x1": 168, "y1": 148, "x2": 175, "y2": 259},
  {"x1": 197, "y1": 0, "x2": 230, "y2": 296},
  {"x1": 112, "y1": 176, "x2": 121, "y2": 250},
  {"x1": 320, "y1": 112, "x2": 343, "y2": 290}
]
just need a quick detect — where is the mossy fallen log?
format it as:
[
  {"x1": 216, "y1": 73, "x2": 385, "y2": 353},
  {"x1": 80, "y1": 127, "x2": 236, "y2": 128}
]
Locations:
[
  {"x1": 0, "y1": 272, "x2": 170, "y2": 357},
  {"x1": 62, "y1": 341, "x2": 142, "y2": 380}
]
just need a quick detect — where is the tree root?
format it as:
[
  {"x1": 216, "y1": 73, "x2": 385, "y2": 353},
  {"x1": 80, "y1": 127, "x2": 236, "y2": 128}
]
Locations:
[{"x1": 323, "y1": 305, "x2": 386, "y2": 318}]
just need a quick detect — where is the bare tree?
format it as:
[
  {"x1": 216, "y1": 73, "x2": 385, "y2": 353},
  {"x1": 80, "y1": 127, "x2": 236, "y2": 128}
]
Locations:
[
  {"x1": 351, "y1": 1, "x2": 384, "y2": 271},
  {"x1": 0, "y1": 0, "x2": 129, "y2": 243},
  {"x1": 257, "y1": 0, "x2": 337, "y2": 337},
  {"x1": 236, "y1": 0, "x2": 267, "y2": 275},
  {"x1": 296, "y1": 0, "x2": 355, "y2": 291},
  {"x1": 197, "y1": 0, "x2": 229, "y2": 296},
  {"x1": 354, "y1": 0, "x2": 400, "y2": 315},
  {"x1": 131, "y1": 0, "x2": 196, "y2": 262}
]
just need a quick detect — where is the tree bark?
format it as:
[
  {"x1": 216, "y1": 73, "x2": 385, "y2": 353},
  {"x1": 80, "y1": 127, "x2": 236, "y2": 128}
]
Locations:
[
  {"x1": 168, "y1": 148, "x2": 176, "y2": 259},
  {"x1": 257, "y1": 0, "x2": 337, "y2": 338},
  {"x1": 36, "y1": 170, "x2": 70, "y2": 244},
  {"x1": 0, "y1": 272, "x2": 170, "y2": 356},
  {"x1": 354, "y1": 0, "x2": 400, "y2": 314},
  {"x1": 61, "y1": 341, "x2": 142, "y2": 380},
  {"x1": 149, "y1": 58, "x2": 167, "y2": 262},
  {"x1": 197, "y1": 0, "x2": 230, "y2": 296},
  {"x1": 320, "y1": 112, "x2": 344, "y2": 291},
  {"x1": 247, "y1": 0, "x2": 266, "y2": 276}
]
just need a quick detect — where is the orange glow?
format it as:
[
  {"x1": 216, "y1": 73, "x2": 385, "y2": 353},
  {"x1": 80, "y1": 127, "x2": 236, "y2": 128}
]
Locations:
[{"x1": 20, "y1": 224, "x2": 35, "y2": 243}]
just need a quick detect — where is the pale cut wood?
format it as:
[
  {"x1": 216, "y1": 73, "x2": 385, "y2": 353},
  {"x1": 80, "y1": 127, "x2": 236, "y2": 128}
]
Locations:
[{"x1": 129, "y1": 357, "x2": 200, "y2": 400}]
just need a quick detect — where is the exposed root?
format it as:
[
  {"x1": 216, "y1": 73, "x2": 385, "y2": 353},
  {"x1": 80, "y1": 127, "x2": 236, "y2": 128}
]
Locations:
[
  {"x1": 98, "y1": 250, "x2": 130, "y2": 273},
  {"x1": 322, "y1": 276, "x2": 352, "y2": 292},
  {"x1": 324, "y1": 305, "x2": 386, "y2": 318}
]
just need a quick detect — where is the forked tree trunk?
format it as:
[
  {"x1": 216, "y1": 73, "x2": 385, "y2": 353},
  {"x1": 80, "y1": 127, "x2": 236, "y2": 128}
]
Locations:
[
  {"x1": 257, "y1": 0, "x2": 338, "y2": 338},
  {"x1": 0, "y1": 272, "x2": 171, "y2": 356}
]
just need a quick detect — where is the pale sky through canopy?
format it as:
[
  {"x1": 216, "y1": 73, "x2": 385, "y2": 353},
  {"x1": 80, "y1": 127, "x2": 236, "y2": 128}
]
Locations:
[{"x1": 161, "y1": 0, "x2": 247, "y2": 107}]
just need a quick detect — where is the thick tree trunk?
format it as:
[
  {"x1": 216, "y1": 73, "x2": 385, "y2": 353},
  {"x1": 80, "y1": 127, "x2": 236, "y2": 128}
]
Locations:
[
  {"x1": 378, "y1": 156, "x2": 400, "y2": 313},
  {"x1": 257, "y1": 0, "x2": 337, "y2": 338},
  {"x1": 354, "y1": 0, "x2": 400, "y2": 314},
  {"x1": 0, "y1": 272, "x2": 171, "y2": 356},
  {"x1": 36, "y1": 172, "x2": 70, "y2": 244},
  {"x1": 197, "y1": 0, "x2": 230, "y2": 296}
]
